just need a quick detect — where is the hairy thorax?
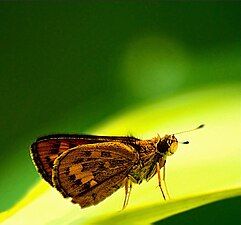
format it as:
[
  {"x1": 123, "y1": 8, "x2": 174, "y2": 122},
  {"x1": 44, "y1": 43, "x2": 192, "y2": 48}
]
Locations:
[{"x1": 129, "y1": 139, "x2": 163, "y2": 184}]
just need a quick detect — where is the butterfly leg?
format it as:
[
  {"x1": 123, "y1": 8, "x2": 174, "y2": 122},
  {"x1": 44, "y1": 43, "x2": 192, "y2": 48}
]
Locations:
[
  {"x1": 156, "y1": 162, "x2": 167, "y2": 200},
  {"x1": 122, "y1": 177, "x2": 132, "y2": 210},
  {"x1": 163, "y1": 165, "x2": 170, "y2": 199},
  {"x1": 125, "y1": 180, "x2": 132, "y2": 208}
]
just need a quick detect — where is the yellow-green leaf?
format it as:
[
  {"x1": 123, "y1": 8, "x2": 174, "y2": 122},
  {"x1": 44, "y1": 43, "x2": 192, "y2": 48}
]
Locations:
[{"x1": 1, "y1": 84, "x2": 240, "y2": 225}]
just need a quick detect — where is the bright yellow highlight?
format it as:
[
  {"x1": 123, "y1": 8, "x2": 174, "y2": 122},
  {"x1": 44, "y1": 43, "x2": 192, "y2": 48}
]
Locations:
[
  {"x1": 0, "y1": 181, "x2": 48, "y2": 223},
  {"x1": 1, "y1": 84, "x2": 240, "y2": 225}
]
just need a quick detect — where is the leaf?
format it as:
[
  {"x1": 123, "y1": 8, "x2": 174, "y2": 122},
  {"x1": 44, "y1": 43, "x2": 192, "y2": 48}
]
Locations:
[
  {"x1": 1, "y1": 84, "x2": 240, "y2": 225},
  {"x1": 88, "y1": 188, "x2": 241, "y2": 225}
]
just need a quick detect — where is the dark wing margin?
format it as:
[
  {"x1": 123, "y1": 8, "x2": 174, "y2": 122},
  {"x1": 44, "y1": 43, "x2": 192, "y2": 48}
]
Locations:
[{"x1": 52, "y1": 142, "x2": 138, "y2": 208}]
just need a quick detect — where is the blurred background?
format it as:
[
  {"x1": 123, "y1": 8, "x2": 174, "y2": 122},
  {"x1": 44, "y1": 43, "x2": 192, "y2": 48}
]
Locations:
[{"x1": 0, "y1": 2, "x2": 240, "y2": 212}]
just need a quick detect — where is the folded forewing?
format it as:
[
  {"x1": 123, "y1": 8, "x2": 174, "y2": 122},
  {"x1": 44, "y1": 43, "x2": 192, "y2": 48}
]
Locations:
[{"x1": 30, "y1": 134, "x2": 138, "y2": 186}]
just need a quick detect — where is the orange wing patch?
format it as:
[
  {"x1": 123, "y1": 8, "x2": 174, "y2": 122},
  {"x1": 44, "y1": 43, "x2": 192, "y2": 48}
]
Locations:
[{"x1": 31, "y1": 138, "x2": 98, "y2": 186}]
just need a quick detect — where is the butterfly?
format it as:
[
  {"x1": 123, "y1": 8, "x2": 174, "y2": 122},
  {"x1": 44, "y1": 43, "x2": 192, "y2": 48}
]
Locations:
[{"x1": 30, "y1": 125, "x2": 203, "y2": 209}]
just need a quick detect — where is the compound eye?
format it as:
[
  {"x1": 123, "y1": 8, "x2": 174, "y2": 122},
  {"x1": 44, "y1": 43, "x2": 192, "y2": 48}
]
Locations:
[{"x1": 169, "y1": 142, "x2": 178, "y2": 154}]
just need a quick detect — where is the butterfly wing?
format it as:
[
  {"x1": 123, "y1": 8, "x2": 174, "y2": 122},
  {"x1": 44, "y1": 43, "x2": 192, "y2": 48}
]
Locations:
[
  {"x1": 52, "y1": 142, "x2": 139, "y2": 208},
  {"x1": 30, "y1": 134, "x2": 139, "y2": 186}
]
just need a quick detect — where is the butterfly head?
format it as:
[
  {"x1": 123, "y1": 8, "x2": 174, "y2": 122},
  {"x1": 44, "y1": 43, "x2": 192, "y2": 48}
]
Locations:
[
  {"x1": 156, "y1": 124, "x2": 204, "y2": 157},
  {"x1": 157, "y1": 135, "x2": 178, "y2": 157}
]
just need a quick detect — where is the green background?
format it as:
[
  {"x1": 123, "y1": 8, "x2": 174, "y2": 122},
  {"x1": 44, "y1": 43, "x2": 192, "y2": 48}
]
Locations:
[{"x1": 0, "y1": 1, "x2": 240, "y2": 215}]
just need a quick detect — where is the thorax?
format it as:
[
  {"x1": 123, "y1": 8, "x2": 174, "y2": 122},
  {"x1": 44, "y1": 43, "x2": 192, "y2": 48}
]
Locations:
[{"x1": 129, "y1": 139, "x2": 164, "y2": 184}]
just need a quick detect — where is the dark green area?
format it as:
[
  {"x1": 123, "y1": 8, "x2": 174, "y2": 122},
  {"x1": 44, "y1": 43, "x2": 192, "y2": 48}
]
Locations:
[
  {"x1": 154, "y1": 196, "x2": 241, "y2": 225},
  {"x1": 0, "y1": 2, "x2": 240, "y2": 211}
]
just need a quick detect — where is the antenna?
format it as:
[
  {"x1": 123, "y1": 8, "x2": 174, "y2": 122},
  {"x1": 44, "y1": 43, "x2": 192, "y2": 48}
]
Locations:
[
  {"x1": 174, "y1": 124, "x2": 205, "y2": 135},
  {"x1": 180, "y1": 141, "x2": 189, "y2": 144}
]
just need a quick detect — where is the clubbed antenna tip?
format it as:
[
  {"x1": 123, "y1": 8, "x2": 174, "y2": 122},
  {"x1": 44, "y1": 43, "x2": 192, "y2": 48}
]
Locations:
[
  {"x1": 197, "y1": 124, "x2": 205, "y2": 129},
  {"x1": 174, "y1": 124, "x2": 205, "y2": 135}
]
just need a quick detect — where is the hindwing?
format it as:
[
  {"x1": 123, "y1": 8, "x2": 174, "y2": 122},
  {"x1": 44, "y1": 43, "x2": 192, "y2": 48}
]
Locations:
[{"x1": 52, "y1": 142, "x2": 138, "y2": 207}]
